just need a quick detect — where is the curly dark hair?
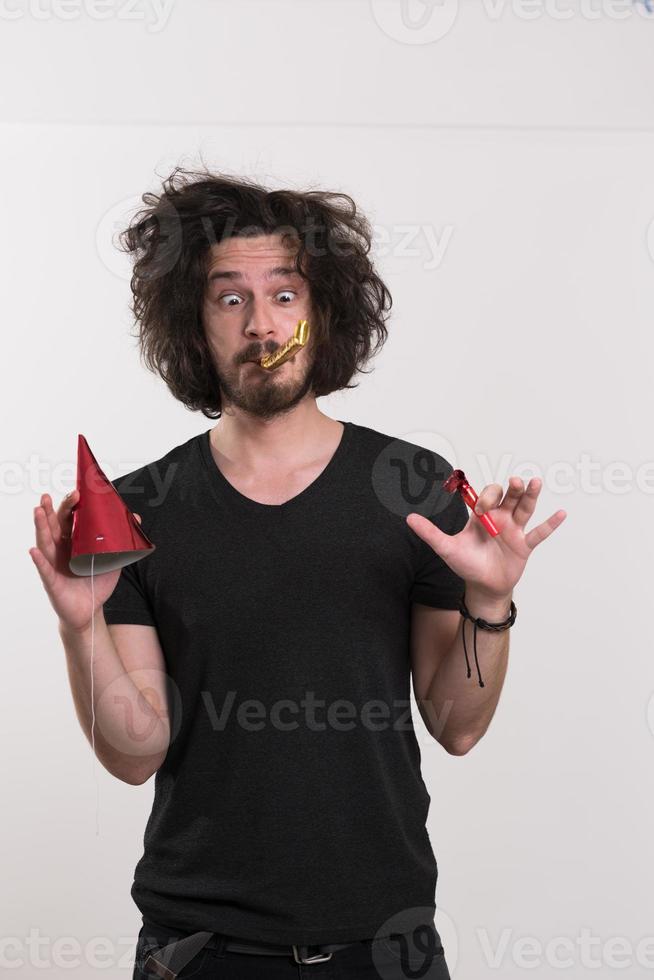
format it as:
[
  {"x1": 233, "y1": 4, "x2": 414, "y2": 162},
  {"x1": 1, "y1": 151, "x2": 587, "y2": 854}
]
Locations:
[{"x1": 117, "y1": 166, "x2": 392, "y2": 419}]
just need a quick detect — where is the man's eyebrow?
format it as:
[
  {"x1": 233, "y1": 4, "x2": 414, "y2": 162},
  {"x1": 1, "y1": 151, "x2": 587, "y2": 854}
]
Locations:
[{"x1": 207, "y1": 265, "x2": 301, "y2": 284}]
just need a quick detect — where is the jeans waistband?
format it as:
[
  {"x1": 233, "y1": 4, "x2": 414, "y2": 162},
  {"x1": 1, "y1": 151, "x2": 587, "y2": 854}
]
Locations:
[{"x1": 139, "y1": 917, "x2": 372, "y2": 976}]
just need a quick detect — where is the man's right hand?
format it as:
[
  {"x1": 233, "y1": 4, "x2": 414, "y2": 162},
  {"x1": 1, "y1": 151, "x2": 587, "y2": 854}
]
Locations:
[{"x1": 29, "y1": 488, "x2": 142, "y2": 633}]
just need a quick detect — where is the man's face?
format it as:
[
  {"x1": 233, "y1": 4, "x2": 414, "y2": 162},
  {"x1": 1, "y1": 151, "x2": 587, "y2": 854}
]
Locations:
[{"x1": 202, "y1": 233, "x2": 316, "y2": 421}]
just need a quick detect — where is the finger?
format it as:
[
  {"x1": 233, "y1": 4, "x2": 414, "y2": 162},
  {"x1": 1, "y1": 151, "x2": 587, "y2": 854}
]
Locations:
[
  {"x1": 42, "y1": 493, "x2": 66, "y2": 547},
  {"x1": 40, "y1": 490, "x2": 78, "y2": 549},
  {"x1": 28, "y1": 545, "x2": 57, "y2": 593},
  {"x1": 34, "y1": 504, "x2": 57, "y2": 566},
  {"x1": 58, "y1": 488, "x2": 79, "y2": 513},
  {"x1": 406, "y1": 512, "x2": 458, "y2": 561},
  {"x1": 525, "y1": 509, "x2": 567, "y2": 551},
  {"x1": 58, "y1": 489, "x2": 80, "y2": 538},
  {"x1": 512, "y1": 478, "x2": 542, "y2": 527},
  {"x1": 498, "y1": 476, "x2": 525, "y2": 513},
  {"x1": 474, "y1": 483, "x2": 503, "y2": 516},
  {"x1": 134, "y1": 513, "x2": 142, "y2": 524}
]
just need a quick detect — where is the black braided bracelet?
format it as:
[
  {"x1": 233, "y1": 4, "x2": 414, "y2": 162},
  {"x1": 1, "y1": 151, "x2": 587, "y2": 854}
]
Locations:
[{"x1": 458, "y1": 593, "x2": 517, "y2": 688}]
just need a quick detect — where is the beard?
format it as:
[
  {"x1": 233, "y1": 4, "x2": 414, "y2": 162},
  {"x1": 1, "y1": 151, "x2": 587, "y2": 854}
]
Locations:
[{"x1": 214, "y1": 350, "x2": 317, "y2": 422}]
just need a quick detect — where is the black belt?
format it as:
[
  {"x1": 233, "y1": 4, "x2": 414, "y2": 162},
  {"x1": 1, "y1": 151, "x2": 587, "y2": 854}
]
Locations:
[{"x1": 141, "y1": 919, "x2": 370, "y2": 977}]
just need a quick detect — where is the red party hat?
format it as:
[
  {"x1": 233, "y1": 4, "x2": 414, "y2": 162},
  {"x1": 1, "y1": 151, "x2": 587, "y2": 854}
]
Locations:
[{"x1": 69, "y1": 434, "x2": 156, "y2": 576}]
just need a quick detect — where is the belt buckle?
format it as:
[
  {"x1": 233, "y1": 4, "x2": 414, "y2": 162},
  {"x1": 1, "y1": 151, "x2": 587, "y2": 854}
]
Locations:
[{"x1": 292, "y1": 944, "x2": 333, "y2": 964}]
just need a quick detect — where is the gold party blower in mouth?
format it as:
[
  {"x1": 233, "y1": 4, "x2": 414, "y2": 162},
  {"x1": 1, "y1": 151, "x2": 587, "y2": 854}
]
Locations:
[{"x1": 259, "y1": 319, "x2": 311, "y2": 371}]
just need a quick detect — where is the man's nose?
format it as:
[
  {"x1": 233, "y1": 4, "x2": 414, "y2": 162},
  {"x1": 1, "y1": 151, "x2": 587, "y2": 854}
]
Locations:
[{"x1": 245, "y1": 303, "x2": 281, "y2": 341}]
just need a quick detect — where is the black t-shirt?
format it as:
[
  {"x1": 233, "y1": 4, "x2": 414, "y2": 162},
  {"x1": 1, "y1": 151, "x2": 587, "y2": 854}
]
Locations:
[{"x1": 103, "y1": 420, "x2": 469, "y2": 945}]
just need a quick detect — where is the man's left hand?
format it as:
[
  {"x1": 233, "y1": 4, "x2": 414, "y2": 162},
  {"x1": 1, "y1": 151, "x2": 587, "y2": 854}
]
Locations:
[{"x1": 406, "y1": 477, "x2": 567, "y2": 602}]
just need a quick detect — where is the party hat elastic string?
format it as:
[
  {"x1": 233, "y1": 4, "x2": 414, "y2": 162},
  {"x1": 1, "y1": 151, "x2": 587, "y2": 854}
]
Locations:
[
  {"x1": 69, "y1": 434, "x2": 157, "y2": 838},
  {"x1": 90, "y1": 552, "x2": 100, "y2": 837}
]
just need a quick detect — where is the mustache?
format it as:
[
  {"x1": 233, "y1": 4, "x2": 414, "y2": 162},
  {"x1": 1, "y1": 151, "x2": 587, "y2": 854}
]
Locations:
[
  {"x1": 241, "y1": 320, "x2": 312, "y2": 366},
  {"x1": 243, "y1": 349, "x2": 275, "y2": 363}
]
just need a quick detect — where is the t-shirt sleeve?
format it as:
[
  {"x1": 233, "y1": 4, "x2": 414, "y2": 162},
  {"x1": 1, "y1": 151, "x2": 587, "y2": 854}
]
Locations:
[
  {"x1": 409, "y1": 490, "x2": 470, "y2": 609},
  {"x1": 102, "y1": 556, "x2": 156, "y2": 627}
]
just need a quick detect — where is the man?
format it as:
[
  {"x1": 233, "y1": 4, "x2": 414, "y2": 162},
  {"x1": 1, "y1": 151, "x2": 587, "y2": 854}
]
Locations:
[{"x1": 31, "y1": 169, "x2": 565, "y2": 978}]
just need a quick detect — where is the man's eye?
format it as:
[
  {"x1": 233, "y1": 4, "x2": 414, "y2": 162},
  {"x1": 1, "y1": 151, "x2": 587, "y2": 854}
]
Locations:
[
  {"x1": 276, "y1": 291, "x2": 296, "y2": 304},
  {"x1": 220, "y1": 294, "x2": 243, "y2": 307}
]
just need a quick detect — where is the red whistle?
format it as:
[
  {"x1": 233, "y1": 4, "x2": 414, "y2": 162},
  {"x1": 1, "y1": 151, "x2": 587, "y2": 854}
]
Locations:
[{"x1": 442, "y1": 469, "x2": 499, "y2": 537}]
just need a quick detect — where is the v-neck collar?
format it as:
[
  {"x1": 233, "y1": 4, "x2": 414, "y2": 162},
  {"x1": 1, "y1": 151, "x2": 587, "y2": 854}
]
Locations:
[{"x1": 198, "y1": 420, "x2": 355, "y2": 515}]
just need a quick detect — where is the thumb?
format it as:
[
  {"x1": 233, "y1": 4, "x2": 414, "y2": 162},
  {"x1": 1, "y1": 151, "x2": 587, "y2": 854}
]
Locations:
[
  {"x1": 134, "y1": 513, "x2": 142, "y2": 524},
  {"x1": 406, "y1": 513, "x2": 452, "y2": 559}
]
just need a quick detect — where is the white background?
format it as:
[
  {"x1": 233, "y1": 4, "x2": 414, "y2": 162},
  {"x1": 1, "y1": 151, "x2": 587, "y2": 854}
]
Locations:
[{"x1": 3, "y1": 1, "x2": 654, "y2": 977}]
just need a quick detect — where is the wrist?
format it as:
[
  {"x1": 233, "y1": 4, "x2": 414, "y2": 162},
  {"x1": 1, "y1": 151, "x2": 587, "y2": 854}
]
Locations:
[
  {"x1": 58, "y1": 615, "x2": 101, "y2": 640},
  {"x1": 462, "y1": 586, "x2": 514, "y2": 621}
]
